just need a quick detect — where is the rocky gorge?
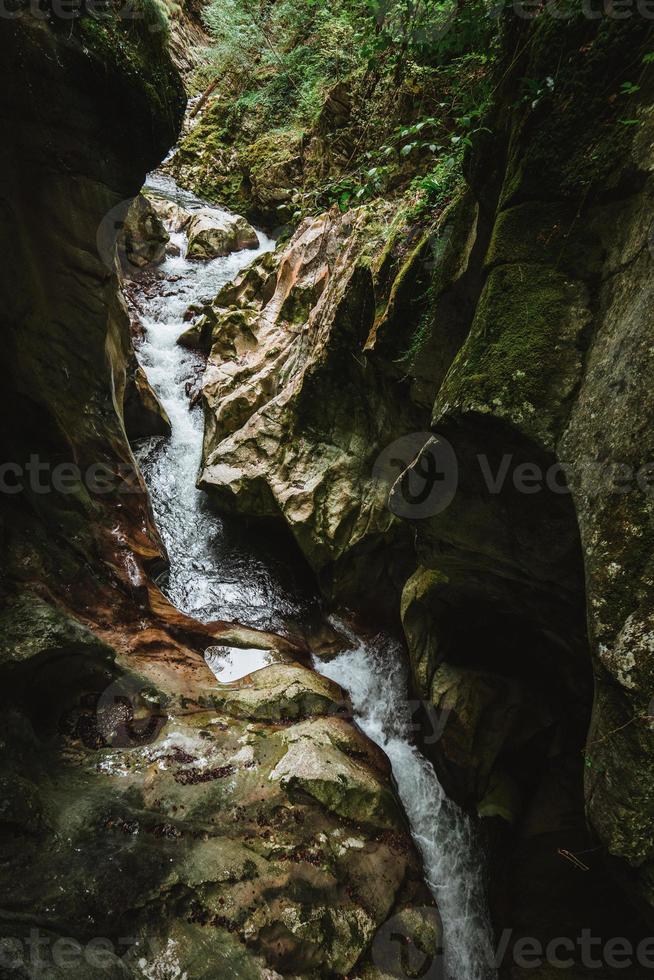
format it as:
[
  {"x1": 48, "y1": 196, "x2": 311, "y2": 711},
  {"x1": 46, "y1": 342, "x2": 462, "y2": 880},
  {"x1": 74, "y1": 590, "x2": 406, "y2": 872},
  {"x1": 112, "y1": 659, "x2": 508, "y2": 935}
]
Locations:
[
  {"x1": 2, "y1": 5, "x2": 654, "y2": 980},
  {"x1": 0, "y1": 13, "x2": 447, "y2": 980}
]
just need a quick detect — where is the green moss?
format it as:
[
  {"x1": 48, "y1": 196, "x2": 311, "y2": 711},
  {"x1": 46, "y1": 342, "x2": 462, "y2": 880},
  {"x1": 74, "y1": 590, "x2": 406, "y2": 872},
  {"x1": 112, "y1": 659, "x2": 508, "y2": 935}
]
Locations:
[
  {"x1": 76, "y1": 4, "x2": 178, "y2": 119},
  {"x1": 170, "y1": 112, "x2": 302, "y2": 219},
  {"x1": 485, "y1": 201, "x2": 605, "y2": 280},
  {"x1": 435, "y1": 262, "x2": 590, "y2": 446},
  {"x1": 499, "y1": 14, "x2": 650, "y2": 205},
  {"x1": 0, "y1": 593, "x2": 113, "y2": 668},
  {"x1": 401, "y1": 566, "x2": 448, "y2": 622}
]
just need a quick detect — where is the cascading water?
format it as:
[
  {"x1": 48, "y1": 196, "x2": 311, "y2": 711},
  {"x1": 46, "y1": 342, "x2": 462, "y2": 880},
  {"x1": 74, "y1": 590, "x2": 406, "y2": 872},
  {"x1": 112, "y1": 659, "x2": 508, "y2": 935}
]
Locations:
[
  {"x1": 314, "y1": 620, "x2": 495, "y2": 980},
  {"x1": 131, "y1": 175, "x2": 316, "y2": 633},
  {"x1": 128, "y1": 174, "x2": 495, "y2": 980}
]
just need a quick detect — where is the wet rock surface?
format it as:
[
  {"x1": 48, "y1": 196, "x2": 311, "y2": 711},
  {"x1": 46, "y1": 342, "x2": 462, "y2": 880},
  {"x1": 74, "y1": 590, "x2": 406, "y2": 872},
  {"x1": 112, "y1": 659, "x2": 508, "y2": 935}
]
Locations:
[
  {"x1": 0, "y1": 14, "x2": 440, "y2": 980},
  {"x1": 0, "y1": 592, "x2": 437, "y2": 978},
  {"x1": 192, "y1": 12, "x2": 654, "y2": 967},
  {"x1": 187, "y1": 209, "x2": 260, "y2": 260}
]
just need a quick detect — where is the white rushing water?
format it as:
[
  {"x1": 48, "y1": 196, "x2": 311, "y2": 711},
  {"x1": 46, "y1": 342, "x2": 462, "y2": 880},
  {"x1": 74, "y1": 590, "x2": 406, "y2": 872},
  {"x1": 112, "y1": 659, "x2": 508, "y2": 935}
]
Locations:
[
  {"x1": 130, "y1": 174, "x2": 494, "y2": 980},
  {"x1": 315, "y1": 620, "x2": 495, "y2": 980},
  {"x1": 132, "y1": 176, "x2": 316, "y2": 632}
]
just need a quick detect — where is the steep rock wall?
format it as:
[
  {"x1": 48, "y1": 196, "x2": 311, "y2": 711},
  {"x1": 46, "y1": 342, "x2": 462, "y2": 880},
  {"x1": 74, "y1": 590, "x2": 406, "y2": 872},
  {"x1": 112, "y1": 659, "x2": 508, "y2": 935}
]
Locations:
[
  {"x1": 0, "y1": 18, "x2": 441, "y2": 978},
  {"x1": 196, "y1": 10, "x2": 654, "y2": 965}
]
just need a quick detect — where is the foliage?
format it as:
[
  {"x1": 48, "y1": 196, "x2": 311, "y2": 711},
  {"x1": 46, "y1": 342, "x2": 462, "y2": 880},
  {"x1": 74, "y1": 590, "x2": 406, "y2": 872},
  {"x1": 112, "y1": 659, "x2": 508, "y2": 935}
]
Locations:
[
  {"x1": 202, "y1": 0, "x2": 362, "y2": 127},
  {"x1": 174, "y1": 0, "x2": 500, "y2": 222},
  {"x1": 362, "y1": 0, "x2": 496, "y2": 66},
  {"x1": 200, "y1": 0, "x2": 497, "y2": 130}
]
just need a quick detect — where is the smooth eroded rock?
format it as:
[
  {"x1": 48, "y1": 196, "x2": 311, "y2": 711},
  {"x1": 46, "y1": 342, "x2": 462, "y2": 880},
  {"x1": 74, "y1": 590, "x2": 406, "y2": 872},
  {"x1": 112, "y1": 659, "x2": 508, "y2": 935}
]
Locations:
[
  {"x1": 118, "y1": 194, "x2": 170, "y2": 272},
  {"x1": 186, "y1": 208, "x2": 259, "y2": 260}
]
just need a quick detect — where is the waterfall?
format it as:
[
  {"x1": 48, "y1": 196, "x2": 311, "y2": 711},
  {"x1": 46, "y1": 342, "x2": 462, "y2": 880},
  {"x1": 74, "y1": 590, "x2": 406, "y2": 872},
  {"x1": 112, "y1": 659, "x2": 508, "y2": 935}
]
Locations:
[
  {"x1": 315, "y1": 619, "x2": 496, "y2": 980},
  {"x1": 129, "y1": 173, "x2": 495, "y2": 980}
]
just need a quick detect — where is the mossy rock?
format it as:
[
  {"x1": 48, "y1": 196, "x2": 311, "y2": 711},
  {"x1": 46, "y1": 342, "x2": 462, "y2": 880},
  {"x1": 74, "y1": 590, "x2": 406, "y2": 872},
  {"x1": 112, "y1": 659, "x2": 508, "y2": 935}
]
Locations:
[
  {"x1": 0, "y1": 594, "x2": 113, "y2": 668},
  {"x1": 208, "y1": 663, "x2": 346, "y2": 721},
  {"x1": 434, "y1": 262, "x2": 591, "y2": 448},
  {"x1": 485, "y1": 201, "x2": 605, "y2": 281},
  {"x1": 242, "y1": 128, "x2": 304, "y2": 221},
  {"x1": 270, "y1": 721, "x2": 402, "y2": 829},
  {"x1": 496, "y1": 14, "x2": 648, "y2": 207}
]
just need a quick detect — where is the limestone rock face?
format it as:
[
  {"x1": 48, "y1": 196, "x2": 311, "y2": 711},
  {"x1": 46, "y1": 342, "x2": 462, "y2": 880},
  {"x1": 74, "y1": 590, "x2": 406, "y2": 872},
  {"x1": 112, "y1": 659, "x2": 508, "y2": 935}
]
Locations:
[
  {"x1": 193, "y1": 9, "x2": 654, "y2": 948},
  {"x1": 118, "y1": 193, "x2": 169, "y2": 272},
  {"x1": 0, "y1": 592, "x2": 438, "y2": 978},
  {"x1": 0, "y1": 14, "x2": 185, "y2": 574},
  {"x1": 187, "y1": 208, "x2": 259, "y2": 260},
  {"x1": 164, "y1": 0, "x2": 210, "y2": 78},
  {"x1": 400, "y1": 15, "x2": 654, "y2": 945},
  {"x1": 197, "y1": 205, "x2": 434, "y2": 610}
]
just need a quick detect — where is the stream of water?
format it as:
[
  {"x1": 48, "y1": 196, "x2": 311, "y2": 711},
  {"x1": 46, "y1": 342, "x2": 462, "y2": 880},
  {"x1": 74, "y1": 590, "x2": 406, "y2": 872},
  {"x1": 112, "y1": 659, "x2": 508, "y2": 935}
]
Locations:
[
  {"x1": 132, "y1": 175, "x2": 316, "y2": 633},
  {"x1": 128, "y1": 175, "x2": 495, "y2": 980},
  {"x1": 317, "y1": 620, "x2": 494, "y2": 980}
]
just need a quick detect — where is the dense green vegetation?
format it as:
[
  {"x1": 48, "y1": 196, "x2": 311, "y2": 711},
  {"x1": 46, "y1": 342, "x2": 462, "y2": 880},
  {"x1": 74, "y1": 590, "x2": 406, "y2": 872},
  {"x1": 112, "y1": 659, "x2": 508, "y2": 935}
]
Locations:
[
  {"x1": 171, "y1": 0, "x2": 650, "y2": 228},
  {"x1": 169, "y1": 0, "x2": 498, "y2": 219},
  {"x1": 199, "y1": 0, "x2": 494, "y2": 127}
]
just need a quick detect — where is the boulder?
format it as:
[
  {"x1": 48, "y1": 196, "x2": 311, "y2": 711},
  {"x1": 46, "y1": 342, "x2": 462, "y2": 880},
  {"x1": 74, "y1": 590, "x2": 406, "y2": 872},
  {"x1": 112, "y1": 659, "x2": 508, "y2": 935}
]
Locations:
[
  {"x1": 186, "y1": 207, "x2": 259, "y2": 260},
  {"x1": 177, "y1": 318, "x2": 211, "y2": 351},
  {"x1": 208, "y1": 662, "x2": 346, "y2": 721},
  {"x1": 0, "y1": 593, "x2": 439, "y2": 978},
  {"x1": 117, "y1": 194, "x2": 169, "y2": 272},
  {"x1": 146, "y1": 193, "x2": 192, "y2": 233},
  {"x1": 269, "y1": 716, "x2": 401, "y2": 829},
  {"x1": 124, "y1": 363, "x2": 172, "y2": 439}
]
